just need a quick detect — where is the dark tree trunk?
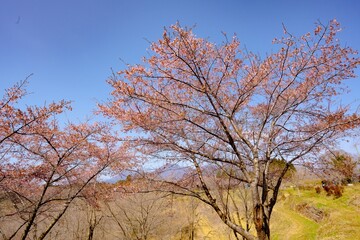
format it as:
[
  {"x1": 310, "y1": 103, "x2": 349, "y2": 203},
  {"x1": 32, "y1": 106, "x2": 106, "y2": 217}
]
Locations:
[{"x1": 253, "y1": 204, "x2": 270, "y2": 240}]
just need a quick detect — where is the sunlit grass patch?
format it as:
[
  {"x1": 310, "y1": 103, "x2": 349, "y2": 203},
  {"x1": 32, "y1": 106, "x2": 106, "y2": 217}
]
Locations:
[{"x1": 271, "y1": 184, "x2": 360, "y2": 240}]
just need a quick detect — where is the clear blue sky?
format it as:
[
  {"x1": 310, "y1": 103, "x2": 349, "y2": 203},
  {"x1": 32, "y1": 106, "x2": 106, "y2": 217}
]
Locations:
[{"x1": 1, "y1": 0, "x2": 360, "y2": 124}]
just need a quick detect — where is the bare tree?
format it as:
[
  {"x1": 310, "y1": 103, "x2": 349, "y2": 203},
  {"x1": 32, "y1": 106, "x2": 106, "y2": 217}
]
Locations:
[
  {"x1": 317, "y1": 150, "x2": 357, "y2": 184},
  {"x1": 105, "y1": 191, "x2": 174, "y2": 240}
]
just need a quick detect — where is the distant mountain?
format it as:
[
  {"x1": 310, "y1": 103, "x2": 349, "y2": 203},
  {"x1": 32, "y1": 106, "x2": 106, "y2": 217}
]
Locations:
[
  {"x1": 100, "y1": 169, "x2": 142, "y2": 183},
  {"x1": 101, "y1": 163, "x2": 194, "y2": 183},
  {"x1": 157, "y1": 163, "x2": 193, "y2": 180}
]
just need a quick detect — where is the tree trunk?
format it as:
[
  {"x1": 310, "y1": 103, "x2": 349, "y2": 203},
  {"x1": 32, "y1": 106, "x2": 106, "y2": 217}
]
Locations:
[{"x1": 253, "y1": 204, "x2": 270, "y2": 240}]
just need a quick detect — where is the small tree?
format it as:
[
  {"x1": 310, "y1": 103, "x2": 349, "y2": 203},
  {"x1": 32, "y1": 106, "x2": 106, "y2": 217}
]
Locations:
[
  {"x1": 105, "y1": 192, "x2": 173, "y2": 240},
  {"x1": 100, "y1": 20, "x2": 359, "y2": 240},
  {"x1": 318, "y1": 150, "x2": 357, "y2": 184},
  {"x1": 268, "y1": 158, "x2": 296, "y2": 185}
]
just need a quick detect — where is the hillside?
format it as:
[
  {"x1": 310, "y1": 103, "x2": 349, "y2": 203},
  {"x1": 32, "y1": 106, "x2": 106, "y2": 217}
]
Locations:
[
  {"x1": 167, "y1": 183, "x2": 360, "y2": 240},
  {"x1": 270, "y1": 184, "x2": 360, "y2": 240},
  {"x1": 1, "y1": 183, "x2": 359, "y2": 239}
]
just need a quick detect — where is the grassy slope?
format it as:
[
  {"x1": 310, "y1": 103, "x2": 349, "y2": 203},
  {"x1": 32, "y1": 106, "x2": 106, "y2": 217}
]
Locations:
[
  {"x1": 271, "y1": 184, "x2": 360, "y2": 240},
  {"x1": 193, "y1": 184, "x2": 360, "y2": 240}
]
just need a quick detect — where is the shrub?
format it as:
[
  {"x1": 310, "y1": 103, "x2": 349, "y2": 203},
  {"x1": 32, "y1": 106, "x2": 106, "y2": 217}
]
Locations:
[
  {"x1": 321, "y1": 180, "x2": 344, "y2": 198},
  {"x1": 333, "y1": 185, "x2": 344, "y2": 198},
  {"x1": 315, "y1": 186, "x2": 322, "y2": 194}
]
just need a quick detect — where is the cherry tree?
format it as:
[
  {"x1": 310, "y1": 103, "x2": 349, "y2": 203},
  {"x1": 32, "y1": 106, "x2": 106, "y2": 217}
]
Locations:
[
  {"x1": 100, "y1": 20, "x2": 359, "y2": 240},
  {"x1": 0, "y1": 77, "x2": 70, "y2": 155},
  {"x1": 0, "y1": 79, "x2": 129, "y2": 240}
]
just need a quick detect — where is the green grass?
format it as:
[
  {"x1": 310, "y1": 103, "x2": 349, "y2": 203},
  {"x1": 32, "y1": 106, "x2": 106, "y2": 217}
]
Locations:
[
  {"x1": 181, "y1": 184, "x2": 360, "y2": 239},
  {"x1": 271, "y1": 196, "x2": 320, "y2": 239},
  {"x1": 270, "y1": 184, "x2": 360, "y2": 240}
]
